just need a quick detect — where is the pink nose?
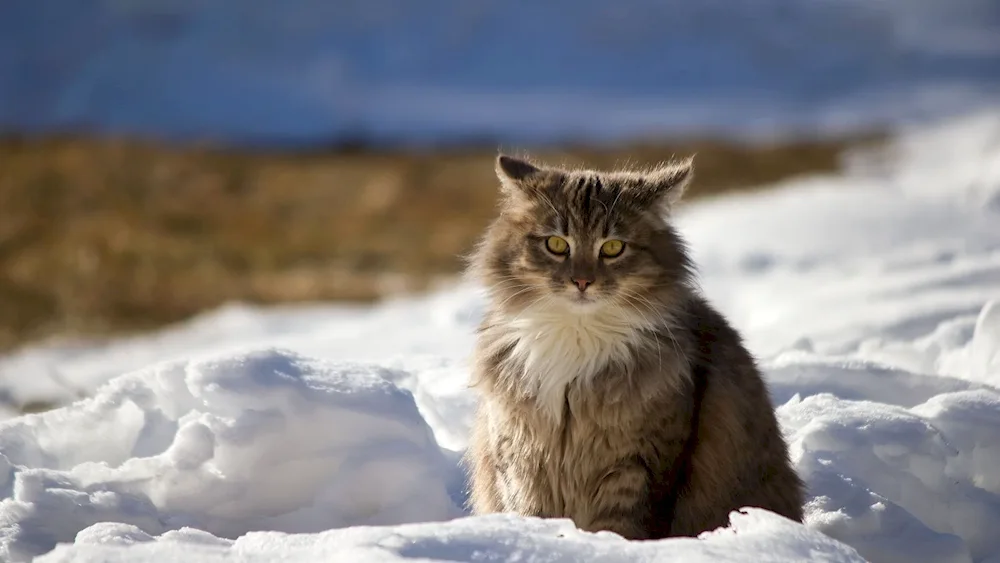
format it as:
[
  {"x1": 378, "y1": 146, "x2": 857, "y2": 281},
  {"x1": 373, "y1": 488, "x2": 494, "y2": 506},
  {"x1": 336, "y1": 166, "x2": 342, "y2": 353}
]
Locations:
[{"x1": 573, "y1": 278, "x2": 593, "y2": 292}]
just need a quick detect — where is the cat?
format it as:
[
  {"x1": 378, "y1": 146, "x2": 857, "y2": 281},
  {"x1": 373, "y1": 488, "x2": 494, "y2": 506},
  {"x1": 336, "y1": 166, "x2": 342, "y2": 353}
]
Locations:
[{"x1": 464, "y1": 154, "x2": 804, "y2": 539}]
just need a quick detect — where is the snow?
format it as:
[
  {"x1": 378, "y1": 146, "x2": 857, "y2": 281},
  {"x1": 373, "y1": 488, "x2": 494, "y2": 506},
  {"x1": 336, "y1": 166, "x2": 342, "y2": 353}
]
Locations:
[
  {"x1": 1, "y1": 110, "x2": 999, "y2": 561},
  {"x1": 0, "y1": 349, "x2": 462, "y2": 560},
  {"x1": 37, "y1": 510, "x2": 863, "y2": 563},
  {"x1": 3, "y1": 0, "x2": 1000, "y2": 146}
]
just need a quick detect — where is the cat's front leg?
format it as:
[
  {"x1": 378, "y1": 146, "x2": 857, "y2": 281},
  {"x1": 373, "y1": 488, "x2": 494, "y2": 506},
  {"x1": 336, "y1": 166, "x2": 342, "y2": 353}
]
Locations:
[
  {"x1": 495, "y1": 464, "x2": 552, "y2": 517},
  {"x1": 466, "y1": 406, "x2": 506, "y2": 514},
  {"x1": 578, "y1": 460, "x2": 652, "y2": 540},
  {"x1": 467, "y1": 460, "x2": 502, "y2": 513}
]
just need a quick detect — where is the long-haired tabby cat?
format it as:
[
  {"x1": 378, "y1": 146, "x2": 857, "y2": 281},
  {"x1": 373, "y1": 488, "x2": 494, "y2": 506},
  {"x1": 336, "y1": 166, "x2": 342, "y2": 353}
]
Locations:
[{"x1": 465, "y1": 154, "x2": 804, "y2": 539}]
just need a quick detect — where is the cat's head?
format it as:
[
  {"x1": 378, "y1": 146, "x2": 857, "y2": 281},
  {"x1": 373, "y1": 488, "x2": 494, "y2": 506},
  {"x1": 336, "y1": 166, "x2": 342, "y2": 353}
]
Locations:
[{"x1": 470, "y1": 154, "x2": 696, "y2": 318}]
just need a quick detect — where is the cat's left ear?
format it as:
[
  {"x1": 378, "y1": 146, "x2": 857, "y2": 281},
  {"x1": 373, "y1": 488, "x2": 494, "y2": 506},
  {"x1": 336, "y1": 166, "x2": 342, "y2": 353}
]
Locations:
[{"x1": 644, "y1": 157, "x2": 694, "y2": 208}]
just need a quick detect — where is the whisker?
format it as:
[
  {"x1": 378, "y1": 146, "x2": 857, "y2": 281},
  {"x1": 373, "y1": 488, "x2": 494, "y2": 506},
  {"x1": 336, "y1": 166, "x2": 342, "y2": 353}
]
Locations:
[
  {"x1": 537, "y1": 192, "x2": 564, "y2": 227},
  {"x1": 618, "y1": 288, "x2": 662, "y2": 323},
  {"x1": 482, "y1": 283, "x2": 530, "y2": 299},
  {"x1": 616, "y1": 297, "x2": 663, "y2": 377},
  {"x1": 494, "y1": 285, "x2": 537, "y2": 309},
  {"x1": 510, "y1": 294, "x2": 553, "y2": 324},
  {"x1": 620, "y1": 289, "x2": 684, "y2": 372},
  {"x1": 483, "y1": 280, "x2": 528, "y2": 293},
  {"x1": 607, "y1": 187, "x2": 625, "y2": 220},
  {"x1": 594, "y1": 197, "x2": 609, "y2": 215},
  {"x1": 479, "y1": 275, "x2": 532, "y2": 293}
]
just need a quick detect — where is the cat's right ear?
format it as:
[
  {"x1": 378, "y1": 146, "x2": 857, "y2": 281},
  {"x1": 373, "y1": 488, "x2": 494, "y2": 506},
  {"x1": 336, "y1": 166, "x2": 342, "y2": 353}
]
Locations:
[
  {"x1": 495, "y1": 155, "x2": 561, "y2": 209},
  {"x1": 495, "y1": 155, "x2": 546, "y2": 198},
  {"x1": 497, "y1": 155, "x2": 541, "y2": 183}
]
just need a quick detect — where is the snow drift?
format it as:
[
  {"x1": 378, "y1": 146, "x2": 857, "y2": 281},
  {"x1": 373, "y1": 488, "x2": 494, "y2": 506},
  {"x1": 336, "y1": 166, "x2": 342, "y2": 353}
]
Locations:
[
  {"x1": 0, "y1": 111, "x2": 999, "y2": 561},
  {"x1": 0, "y1": 350, "x2": 461, "y2": 560}
]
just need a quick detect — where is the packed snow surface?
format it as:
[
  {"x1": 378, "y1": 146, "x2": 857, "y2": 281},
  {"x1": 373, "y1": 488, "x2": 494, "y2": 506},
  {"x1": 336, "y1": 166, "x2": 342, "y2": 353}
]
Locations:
[
  {"x1": 1, "y1": 111, "x2": 1000, "y2": 561},
  {"x1": 37, "y1": 510, "x2": 863, "y2": 563},
  {"x1": 3, "y1": 0, "x2": 1000, "y2": 146}
]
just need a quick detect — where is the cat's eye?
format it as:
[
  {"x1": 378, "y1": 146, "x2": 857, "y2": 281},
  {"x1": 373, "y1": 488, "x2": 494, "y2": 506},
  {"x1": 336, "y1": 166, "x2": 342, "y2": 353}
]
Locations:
[
  {"x1": 600, "y1": 239, "x2": 625, "y2": 258},
  {"x1": 545, "y1": 236, "x2": 570, "y2": 255}
]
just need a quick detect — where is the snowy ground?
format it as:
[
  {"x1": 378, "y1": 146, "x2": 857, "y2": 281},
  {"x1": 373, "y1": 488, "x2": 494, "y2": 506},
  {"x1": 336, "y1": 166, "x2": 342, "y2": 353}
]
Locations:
[
  {"x1": 1, "y1": 111, "x2": 1000, "y2": 561},
  {"x1": 3, "y1": 0, "x2": 1000, "y2": 146}
]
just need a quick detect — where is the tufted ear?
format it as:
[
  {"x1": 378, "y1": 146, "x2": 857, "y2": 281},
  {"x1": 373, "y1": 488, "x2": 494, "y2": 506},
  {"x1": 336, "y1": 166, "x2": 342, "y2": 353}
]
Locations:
[
  {"x1": 496, "y1": 155, "x2": 541, "y2": 183},
  {"x1": 630, "y1": 157, "x2": 694, "y2": 210},
  {"x1": 495, "y1": 154, "x2": 559, "y2": 202},
  {"x1": 647, "y1": 157, "x2": 694, "y2": 206}
]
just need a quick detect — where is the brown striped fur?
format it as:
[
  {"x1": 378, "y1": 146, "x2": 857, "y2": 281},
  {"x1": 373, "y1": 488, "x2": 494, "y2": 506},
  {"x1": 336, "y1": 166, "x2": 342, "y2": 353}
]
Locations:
[{"x1": 464, "y1": 154, "x2": 804, "y2": 539}]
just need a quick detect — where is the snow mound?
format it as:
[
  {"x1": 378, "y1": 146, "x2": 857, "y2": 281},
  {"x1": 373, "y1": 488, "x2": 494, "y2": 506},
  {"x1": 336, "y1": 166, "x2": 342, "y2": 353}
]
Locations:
[
  {"x1": 38, "y1": 509, "x2": 864, "y2": 563},
  {"x1": 0, "y1": 348, "x2": 460, "y2": 561},
  {"x1": 785, "y1": 388, "x2": 1000, "y2": 563}
]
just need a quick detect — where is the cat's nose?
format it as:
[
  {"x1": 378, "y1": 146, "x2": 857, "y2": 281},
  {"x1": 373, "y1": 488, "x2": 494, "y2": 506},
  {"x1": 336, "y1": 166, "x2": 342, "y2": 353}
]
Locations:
[{"x1": 572, "y1": 278, "x2": 593, "y2": 292}]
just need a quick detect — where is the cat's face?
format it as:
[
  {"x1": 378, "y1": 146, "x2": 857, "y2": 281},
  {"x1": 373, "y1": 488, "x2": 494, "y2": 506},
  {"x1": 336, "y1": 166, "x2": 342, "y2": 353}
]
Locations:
[{"x1": 471, "y1": 155, "x2": 695, "y2": 316}]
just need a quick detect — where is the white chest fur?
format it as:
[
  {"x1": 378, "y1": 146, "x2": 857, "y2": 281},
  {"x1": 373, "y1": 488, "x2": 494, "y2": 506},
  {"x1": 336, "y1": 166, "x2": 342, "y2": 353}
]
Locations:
[{"x1": 496, "y1": 303, "x2": 652, "y2": 419}]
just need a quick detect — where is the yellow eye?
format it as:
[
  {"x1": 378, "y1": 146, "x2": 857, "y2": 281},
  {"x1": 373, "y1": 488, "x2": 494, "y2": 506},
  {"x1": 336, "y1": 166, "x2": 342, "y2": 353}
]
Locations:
[
  {"x1": 545, "y1": 236, "x2": 569, "y2": 255},
  {"x1": 600, "y1": 239, "x2": 625, "y2": 258}
]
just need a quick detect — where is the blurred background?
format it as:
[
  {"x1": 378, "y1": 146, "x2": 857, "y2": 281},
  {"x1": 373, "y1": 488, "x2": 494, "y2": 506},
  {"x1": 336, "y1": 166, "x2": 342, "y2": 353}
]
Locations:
[{"x1": 1, "y1": 0, "x2": 999, "y2": 353}]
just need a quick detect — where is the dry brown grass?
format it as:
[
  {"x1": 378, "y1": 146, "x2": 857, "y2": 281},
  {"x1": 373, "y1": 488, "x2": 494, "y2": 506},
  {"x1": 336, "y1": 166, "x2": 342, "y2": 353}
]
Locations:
[{"x1": 0, "y1": 134, "x2": 881, "y2": 351}]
